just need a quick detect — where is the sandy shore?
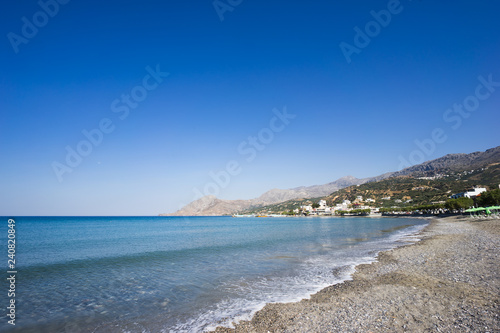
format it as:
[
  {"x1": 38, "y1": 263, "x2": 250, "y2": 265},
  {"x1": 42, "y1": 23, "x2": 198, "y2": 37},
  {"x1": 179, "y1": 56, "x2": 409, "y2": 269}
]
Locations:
[{"x1": 213, "y1": 216, "x2": 499, "y2": 332}]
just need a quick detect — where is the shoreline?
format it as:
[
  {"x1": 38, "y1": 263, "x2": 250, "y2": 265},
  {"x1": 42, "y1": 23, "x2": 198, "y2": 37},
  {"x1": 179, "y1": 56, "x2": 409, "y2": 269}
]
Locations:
[{"x1": 212, "y1": 216, "x2": 499, "y2": 332}]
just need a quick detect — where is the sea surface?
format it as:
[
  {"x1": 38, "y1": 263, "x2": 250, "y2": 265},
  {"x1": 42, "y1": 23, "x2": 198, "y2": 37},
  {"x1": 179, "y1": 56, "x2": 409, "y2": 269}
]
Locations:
[{"x1": 0, "y1": 216, "x2": 427, "y2": 332}]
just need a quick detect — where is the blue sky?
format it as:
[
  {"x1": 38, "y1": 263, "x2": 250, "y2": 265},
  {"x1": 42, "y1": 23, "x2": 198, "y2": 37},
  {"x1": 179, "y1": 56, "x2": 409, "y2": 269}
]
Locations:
[{"x1": 1, "y1": 0, "x2": 499, "y2": 215}]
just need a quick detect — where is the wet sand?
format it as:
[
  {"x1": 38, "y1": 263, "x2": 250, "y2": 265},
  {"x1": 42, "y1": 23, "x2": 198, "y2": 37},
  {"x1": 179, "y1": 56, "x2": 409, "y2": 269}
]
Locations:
[{"x1": 213, "y1": 216, "x2": 499, "y2": 332}]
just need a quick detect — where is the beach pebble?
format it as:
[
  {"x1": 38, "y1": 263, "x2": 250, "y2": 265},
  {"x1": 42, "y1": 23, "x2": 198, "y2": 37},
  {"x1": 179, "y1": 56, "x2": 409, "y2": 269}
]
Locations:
[{"x1": 211, "y1": 217, "x2": 499, "y2": 333}]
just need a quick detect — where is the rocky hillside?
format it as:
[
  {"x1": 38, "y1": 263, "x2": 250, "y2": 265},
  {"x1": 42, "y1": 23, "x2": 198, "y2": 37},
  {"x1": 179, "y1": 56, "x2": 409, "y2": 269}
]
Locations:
[
  {"x1": 288, "y1": 175, "x2": 370, "y2": 197},
  {"x1": 242, "y1": 153, "x2": 500, "y2": 215},
  {"x1": 161, "y1": 175, "x2": 373, "y2": 216},
  {"x1": 394, "y1": 146, "x2": 500, "y2": 177},
  {"x1": 164, "y1": 195, "x2": 251, "y2": 216},
  {"x1": 161, "y1": 146, "x2": 500, "y2": 216}
]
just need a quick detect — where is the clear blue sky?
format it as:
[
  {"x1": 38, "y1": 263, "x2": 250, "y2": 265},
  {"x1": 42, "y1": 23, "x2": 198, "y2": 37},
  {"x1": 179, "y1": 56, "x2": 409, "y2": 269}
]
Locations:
[{"x1": 1, "y1": 0, "x2": 499, "y2": 215}]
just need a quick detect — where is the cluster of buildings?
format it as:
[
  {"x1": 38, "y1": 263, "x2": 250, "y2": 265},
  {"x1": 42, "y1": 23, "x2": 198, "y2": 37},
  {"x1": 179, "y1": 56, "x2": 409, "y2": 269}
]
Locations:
[
  {"x1": 296, "y1": 197, "x2": 379, "y2": 216},
  {"x1": 289, "y1": 185, "x2": 492, "y2": 216}
]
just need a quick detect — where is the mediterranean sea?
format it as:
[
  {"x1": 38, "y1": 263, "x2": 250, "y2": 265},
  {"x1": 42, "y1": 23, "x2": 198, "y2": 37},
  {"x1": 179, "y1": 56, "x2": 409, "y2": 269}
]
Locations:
[{"x1": 0, "y1": 216, "x2": 427, "y2": 332}]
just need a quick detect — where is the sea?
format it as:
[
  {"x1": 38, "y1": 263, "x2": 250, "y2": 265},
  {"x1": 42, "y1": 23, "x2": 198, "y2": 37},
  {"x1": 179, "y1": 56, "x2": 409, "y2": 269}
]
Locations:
[{"x1": 0, "y1": 216, "x2": 428, "y2": 333}]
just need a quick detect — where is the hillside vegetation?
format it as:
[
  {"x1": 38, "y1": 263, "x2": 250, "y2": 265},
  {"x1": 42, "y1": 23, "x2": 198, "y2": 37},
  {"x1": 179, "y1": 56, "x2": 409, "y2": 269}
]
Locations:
[{"x1": 241, "y1": 163, "x2": 500, "y2": 215}]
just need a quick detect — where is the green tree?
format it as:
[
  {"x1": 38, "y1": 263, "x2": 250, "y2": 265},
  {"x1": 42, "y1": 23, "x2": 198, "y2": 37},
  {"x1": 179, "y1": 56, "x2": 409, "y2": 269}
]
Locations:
[
  {"x1": 445, "y1": 197, "x2": 473, "y2": 211},
  {"x1": 311, "y1": 203, "x2": 320, "y2": 209},
  {"x1": 476, "y1": 189, "x2": 500, "y2": 206}
]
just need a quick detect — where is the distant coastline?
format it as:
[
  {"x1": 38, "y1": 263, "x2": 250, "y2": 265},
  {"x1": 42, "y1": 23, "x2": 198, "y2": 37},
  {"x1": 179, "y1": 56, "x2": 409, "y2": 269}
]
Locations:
[{"x1": 162, "y1": 146, "x2": 500, "y2": 217}]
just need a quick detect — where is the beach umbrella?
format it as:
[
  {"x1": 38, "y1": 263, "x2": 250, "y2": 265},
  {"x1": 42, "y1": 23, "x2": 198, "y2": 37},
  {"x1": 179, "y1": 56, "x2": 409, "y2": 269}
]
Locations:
[
  {"x1": 489, "y1": 206, "x2": 500, "y2": 216},
  {"x1": 475, "y1": 207, "x2": 489, "y2": 216},
  {"x1": 465, "y1": 207, "x2": 484, "y2": 217},
  {"x1": 470, "y1": 207, "x2": 485, "y2": 216},
  {"x1": 465, "y1": 207, "x2": 476, "y2": 217},
  {"x1": 466, "y1": 207, "x2": 484, "y2": 212}
]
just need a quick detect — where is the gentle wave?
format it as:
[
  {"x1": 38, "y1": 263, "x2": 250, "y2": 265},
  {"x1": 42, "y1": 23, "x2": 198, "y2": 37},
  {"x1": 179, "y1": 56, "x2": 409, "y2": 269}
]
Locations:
[
  {"x1": 1, "y1": 216, "x2": 428, "y2": 333},
  {"x1": 173, "y1": 222, "x2": 428, "y2": 332}
]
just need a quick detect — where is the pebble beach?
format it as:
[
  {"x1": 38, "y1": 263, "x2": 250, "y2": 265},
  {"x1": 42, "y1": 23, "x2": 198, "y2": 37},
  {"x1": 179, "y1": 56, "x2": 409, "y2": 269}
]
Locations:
[{"x1": 213, "y1": 216, "x2": 500, "y2": 332}]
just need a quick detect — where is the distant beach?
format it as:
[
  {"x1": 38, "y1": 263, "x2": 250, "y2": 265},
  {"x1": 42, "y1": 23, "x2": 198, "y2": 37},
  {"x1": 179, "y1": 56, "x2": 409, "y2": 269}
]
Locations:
[{"x1": 213, "y1": 216, "x2": 499, "y2": 332}]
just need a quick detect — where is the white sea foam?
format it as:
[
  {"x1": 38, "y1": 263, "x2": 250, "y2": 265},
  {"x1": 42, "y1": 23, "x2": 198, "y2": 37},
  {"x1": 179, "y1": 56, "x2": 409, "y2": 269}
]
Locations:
[
  {"x1": 170, "y1": 221, "x2": 428, "y2": 332},
  {"x1": 14, "y1": 216, "x2": 428, "y2": 333}
]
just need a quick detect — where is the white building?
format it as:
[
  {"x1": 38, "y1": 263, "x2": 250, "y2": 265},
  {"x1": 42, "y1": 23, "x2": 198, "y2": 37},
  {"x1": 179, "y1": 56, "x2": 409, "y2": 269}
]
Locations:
[
  {"x1": 450, "y1": 187, "x2": 487, "y2": 199},
  {"x1": 335, "y1": 202, "x2": 350, "y2": 211},
  {"x1": 300, "y1": 205, "x2": 313, "y2": 212}
]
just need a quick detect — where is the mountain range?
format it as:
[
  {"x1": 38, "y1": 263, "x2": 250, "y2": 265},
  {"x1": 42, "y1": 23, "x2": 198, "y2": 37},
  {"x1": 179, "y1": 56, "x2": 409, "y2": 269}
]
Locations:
[{"x1": 160, "y1": 146, "x2": 500, "y2": 216}]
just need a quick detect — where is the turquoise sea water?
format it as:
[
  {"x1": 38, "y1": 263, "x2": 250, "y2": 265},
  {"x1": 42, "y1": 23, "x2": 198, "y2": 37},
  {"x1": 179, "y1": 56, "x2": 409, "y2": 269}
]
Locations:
[{"x1": 0, "y1": 216, "x2": 427, "y2": 332}]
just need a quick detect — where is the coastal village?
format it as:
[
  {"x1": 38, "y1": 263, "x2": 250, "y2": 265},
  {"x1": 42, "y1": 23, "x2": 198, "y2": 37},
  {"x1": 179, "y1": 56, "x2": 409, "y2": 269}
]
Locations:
[
  {"x1": 297, "y1": 197, "x2": 379, "y2": 216},
  {"x1": 237, "y1": 184, "x2": 499, "y2": 217},
  {"x1": 299, "y1": 186, "x2": 490, "y2": 216}
]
